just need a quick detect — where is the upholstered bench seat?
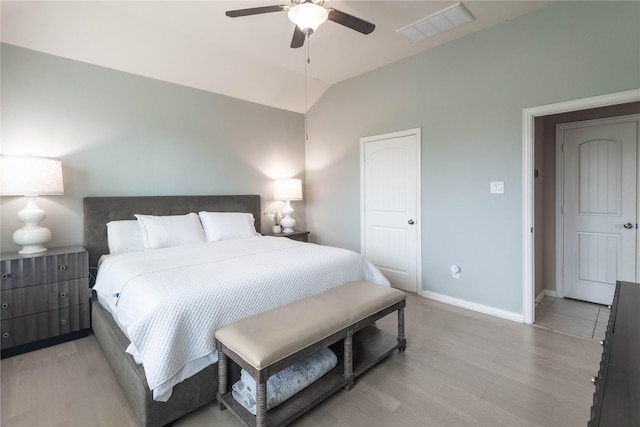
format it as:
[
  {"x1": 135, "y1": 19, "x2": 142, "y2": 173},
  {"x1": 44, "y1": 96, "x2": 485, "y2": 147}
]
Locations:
[
  {"x1": 312, "y1": 280, "x2": 407, "y2": 325},
  {"x1": 215, "y1": 298, "x2": 350, "y2": 371},
  {"x1": 215, "y1": 280, "x2": 407, "y2": 427}
]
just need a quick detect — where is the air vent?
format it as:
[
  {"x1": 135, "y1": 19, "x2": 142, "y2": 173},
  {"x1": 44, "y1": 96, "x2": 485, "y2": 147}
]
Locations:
[{"x1": 397, "y1": 2, "x2": 474, "y2": 44}]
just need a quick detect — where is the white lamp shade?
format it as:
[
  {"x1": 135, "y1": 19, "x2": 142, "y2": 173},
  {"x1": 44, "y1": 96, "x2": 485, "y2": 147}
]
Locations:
[
  {"x1": 288, "y1": 3, "x2": 328, "y2": 33},
  {"x1": 274, "y1": 178, "x2": 303, "y2": 201},
  {"x1": 0, "y1": 155, "x2": 64, "y2": 196}
]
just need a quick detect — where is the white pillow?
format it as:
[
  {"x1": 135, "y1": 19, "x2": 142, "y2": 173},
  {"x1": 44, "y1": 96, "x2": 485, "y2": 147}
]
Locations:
[
  {"x1": 106, "y1": 220, "x2": 146, "y2": 255},
  {"x1": 135, "y1": 213, "x2": 206, "y2": 250},
  {"x1": 198, "y1": 211, "x2": 257, "y2": 242}
]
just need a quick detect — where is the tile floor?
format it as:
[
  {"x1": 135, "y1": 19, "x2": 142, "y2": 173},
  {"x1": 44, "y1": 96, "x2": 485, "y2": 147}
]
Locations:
[{"x1": 534, "y1": 295, "x2": 610, "y2": 341}]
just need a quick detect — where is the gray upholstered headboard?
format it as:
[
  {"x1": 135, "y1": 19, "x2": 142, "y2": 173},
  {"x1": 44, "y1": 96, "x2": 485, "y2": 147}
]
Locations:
[{"x1": 83, "y1": 195, "x2": 261, "y2": 268}]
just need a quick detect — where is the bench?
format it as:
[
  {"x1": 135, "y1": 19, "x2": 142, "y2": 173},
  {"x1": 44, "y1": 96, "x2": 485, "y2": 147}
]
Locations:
[{"x1": 215, "y1": 280, "x2": 407, "y2": 427}]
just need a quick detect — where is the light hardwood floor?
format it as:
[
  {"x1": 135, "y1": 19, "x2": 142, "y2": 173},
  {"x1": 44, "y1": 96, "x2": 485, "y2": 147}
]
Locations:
[{"x1": 1, "y1": 294, "x2": 601, "y2": 427}]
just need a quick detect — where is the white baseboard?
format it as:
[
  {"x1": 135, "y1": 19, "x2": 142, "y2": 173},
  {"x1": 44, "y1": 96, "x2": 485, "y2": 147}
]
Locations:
[
  {"x1": 420, "y1": 290, "x2": 524, "y2": 323},
  {"x1": 544, "y1": 289, "x2": 558, "y2": 298},
  {"x1": 535, "y1": 290, "x2": 546, "y2": 303}
]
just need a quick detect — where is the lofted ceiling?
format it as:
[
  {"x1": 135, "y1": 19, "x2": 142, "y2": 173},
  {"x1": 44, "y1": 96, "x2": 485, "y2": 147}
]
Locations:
[{"x1": 1, "y1": 1, "x2": 553, "y2": 113}]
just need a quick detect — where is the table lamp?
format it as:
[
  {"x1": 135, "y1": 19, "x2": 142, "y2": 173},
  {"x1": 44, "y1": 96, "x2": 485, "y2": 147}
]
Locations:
[
  {"x1": 274, "y1": 178, "x2": 302, "y2": 233},
  {"x1": 0, "y1": 155, "x2": 64, "y2": 254}
]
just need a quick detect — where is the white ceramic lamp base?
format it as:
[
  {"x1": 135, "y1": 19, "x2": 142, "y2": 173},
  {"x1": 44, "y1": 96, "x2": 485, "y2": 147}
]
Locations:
[
  {"x1": 280, "y1": 200, "x2": 296, "y2": 233},
  {"x1": 13, "y1": 196, "x2": 51, "y2": 254}
]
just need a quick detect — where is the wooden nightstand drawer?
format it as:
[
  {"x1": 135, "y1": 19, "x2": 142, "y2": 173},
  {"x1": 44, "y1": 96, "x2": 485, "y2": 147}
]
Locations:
[
  {"x1": 1, "y1": 278, "x2": 89, "y2": 320},
  {"x1": 0, "y1": 246, "x2": 90, "y2": 358},
  {"x1": 1, "y1": 303, "x2": 90, "y2": 349},
  {"x1": 0, "y1": 247, "x2": 88, "y2": 290}
]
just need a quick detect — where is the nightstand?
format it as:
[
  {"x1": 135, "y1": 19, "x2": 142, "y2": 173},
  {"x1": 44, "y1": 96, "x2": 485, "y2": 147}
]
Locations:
[
  {"x1": 263, "y1": 230, "x2": 310, "y2": 242},
  {"x1": 1, "y1": 245, "x2": 90, "y2": 358}
]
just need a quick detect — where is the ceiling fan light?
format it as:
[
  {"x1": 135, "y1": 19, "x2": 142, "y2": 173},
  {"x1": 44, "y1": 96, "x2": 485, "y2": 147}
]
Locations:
[{"x1": 288, "y1": 3, "x2": 328, "y2": 33}]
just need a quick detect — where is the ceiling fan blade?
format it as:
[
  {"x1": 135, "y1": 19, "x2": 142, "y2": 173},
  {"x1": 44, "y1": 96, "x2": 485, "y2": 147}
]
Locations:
[
  {"x1": 225, "y1": 5, "x2": 286, "y2": 18},
  {"x1": 290, "y1": 26, "x2": 306, "y2": 48},
  {"x1": 327, "y1": 8, "x2": 375, "y2": 34}
]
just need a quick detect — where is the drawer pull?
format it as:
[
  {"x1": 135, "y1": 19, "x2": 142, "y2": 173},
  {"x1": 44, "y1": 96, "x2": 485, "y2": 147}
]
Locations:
[
  {"x1": 58, "y1": 265, "x2": 67, "y2": 271},
  {"x1": 60, "y1": 292, "x2": 68, "y2": 298},
  {"x1": 2, "y1": 332, "x2": 9, "y2": 339},
  {"x1": 60, "y1": 319, "x2": 68, "y2": 325},
  {"x1": 1, "y1": 303, "x2": 8, "y2": 309},
  {"x1": 1, "y1": 273, "x2": 9, "y2": 279}
]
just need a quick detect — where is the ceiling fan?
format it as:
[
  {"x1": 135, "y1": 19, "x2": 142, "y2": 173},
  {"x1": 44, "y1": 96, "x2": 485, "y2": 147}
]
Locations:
[{"x1": 225, "y1": 0, "x2": 375, "y2": 48}]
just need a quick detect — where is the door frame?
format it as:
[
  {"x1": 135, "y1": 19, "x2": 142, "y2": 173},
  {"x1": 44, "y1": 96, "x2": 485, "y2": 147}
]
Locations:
[
  {"x1": 522, "y1": 89, "x2": 640, "y2": 324},
  {"x1": 555, "y1": 114, "x2": 640, "y2": 300},
  {"x1": 360, "y1": 127, "x2": 422, "y2": 294}
]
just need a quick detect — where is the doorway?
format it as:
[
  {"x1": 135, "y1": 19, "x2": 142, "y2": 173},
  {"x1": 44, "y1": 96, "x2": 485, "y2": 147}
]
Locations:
[
  {"x1": 360, "y1": 128, "x2": 421, "y2": 293},
  {"x1": 558, "y1": 115, "x2": 639, "y2": 305},
  {"x1": 522, "y1": 89, "x2": 640, "y2": 324}
]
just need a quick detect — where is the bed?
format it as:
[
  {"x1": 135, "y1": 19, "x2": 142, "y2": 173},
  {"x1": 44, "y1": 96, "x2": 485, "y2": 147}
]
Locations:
[{"x1": 83, "y1": 195, "x2": 389, "y2": 427}]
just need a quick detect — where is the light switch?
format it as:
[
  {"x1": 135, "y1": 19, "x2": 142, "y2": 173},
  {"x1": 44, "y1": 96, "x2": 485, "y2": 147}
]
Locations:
[{"x1": 490, "y1": 181, "x2": 504, "y2": 194}]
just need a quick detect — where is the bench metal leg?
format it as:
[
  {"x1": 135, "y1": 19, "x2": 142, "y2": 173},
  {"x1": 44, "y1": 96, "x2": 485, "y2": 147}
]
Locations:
[
  {"x1": 398, "y1": 307, "x2": 406, "y2": 352},
  {"x1": 256, "y1": 381, "x2": 267, "y2": 427},
  {"x1": 344, "y1": 328, "x2": 354, "y2": 390},
  {"x1": 217, "y1": 350, "x2": 228, "y2": 410}
]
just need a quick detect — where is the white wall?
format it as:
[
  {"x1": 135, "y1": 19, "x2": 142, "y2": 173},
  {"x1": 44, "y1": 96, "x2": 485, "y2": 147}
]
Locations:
[
  {"x1": 305, "y1": 1, "x2": 640, "y2": 314},
  {"x1": 0, "y1": 44, "x2": 306, "y2": 252}
]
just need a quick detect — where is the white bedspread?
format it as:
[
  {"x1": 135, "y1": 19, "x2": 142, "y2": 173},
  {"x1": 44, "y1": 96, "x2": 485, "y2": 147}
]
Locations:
[{"x1": 93, "y1": 236, "x2": 389, "y2": 401}]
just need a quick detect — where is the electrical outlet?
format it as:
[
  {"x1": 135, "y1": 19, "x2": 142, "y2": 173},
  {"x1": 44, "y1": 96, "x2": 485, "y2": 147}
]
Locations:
[{"x1": 450, "y1": 264, "x2": 461, "y2": 279}]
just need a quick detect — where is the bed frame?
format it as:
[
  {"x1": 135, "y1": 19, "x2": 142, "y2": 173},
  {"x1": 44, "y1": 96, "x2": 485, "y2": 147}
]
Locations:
[{"x1": 84, "y1": 195, "x2": 261, "y2": 427}]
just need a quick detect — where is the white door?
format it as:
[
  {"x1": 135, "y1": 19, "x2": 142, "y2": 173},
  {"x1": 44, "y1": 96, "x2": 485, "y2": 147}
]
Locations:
[
  {"x1": 560, "y1": 116, "x2": 638, "y2": 305},
  {"x1": 361, "y1": 129, "x2": 421, "y2": 292}
]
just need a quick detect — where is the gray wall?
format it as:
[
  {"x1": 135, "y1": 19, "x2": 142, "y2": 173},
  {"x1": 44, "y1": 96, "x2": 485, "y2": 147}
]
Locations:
[
  {"x1": 2, "y1": 2, "x2": 639, "y2": 316},
  {"x1": 305, "y1": 1, "x2": 640, "y2": 314},
  {"x1": 0, "y1": 44, "x2": 305, "y2": 252}
]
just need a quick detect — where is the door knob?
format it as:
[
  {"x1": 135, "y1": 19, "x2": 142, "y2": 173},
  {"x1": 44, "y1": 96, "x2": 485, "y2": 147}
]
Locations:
[
  {"x1": 623, "y1": 223, "x2": 633, "y2": 229},
  {"x1": 408, "y1": 219, "x2": 415, "y2": 225}
]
